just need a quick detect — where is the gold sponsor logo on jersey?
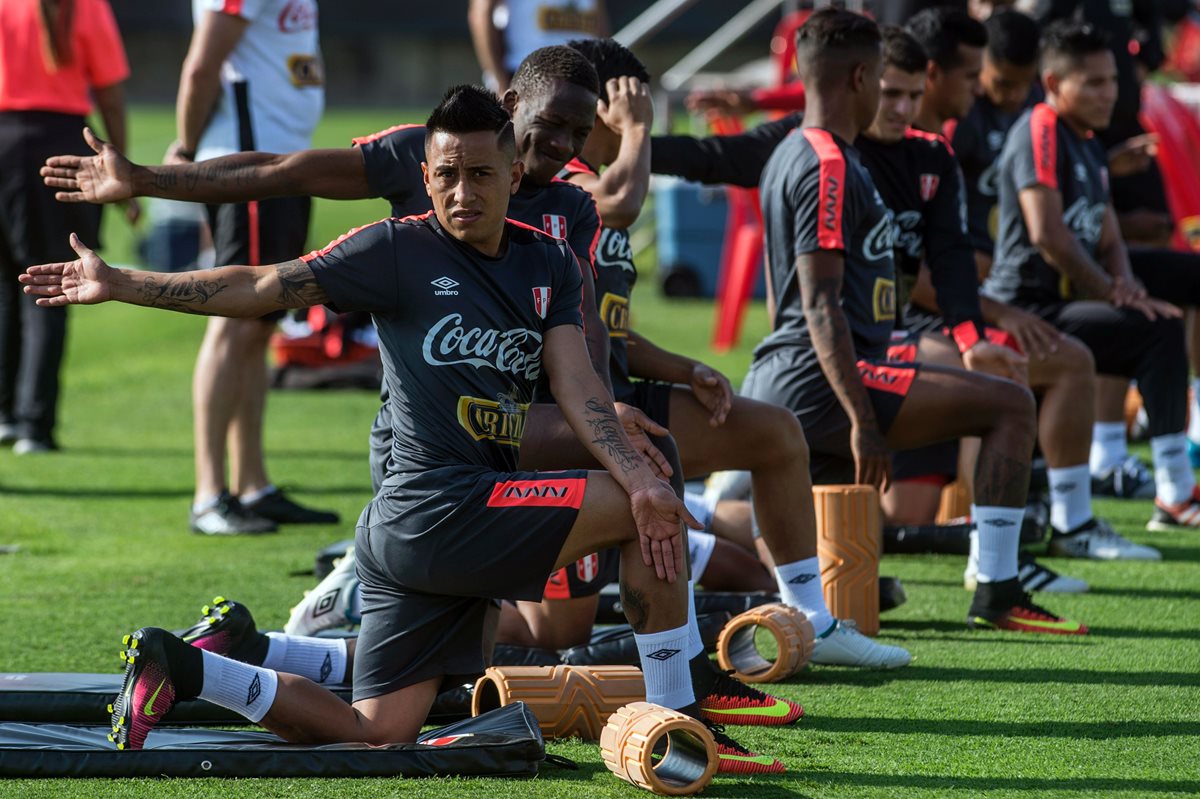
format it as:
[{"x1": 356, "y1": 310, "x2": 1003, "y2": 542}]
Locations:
[
  {"x1": 287, "y1": 54, "x2": 324, "y2": 88},
  {"x1": 872, "y1": 277, "x2": 896, "y2": 322},
  {"x1": 600, "y1": 292, "x2": 629, "y2": 338},
  {"x1": 1180, "y1": 216, "x2": 1200, "y2": 251},
  {"x1": 538, "y1": 6, "x2": 601, "y2": 33},
  {"x1": 457, "y1": 392, "x2": 528, "y2": 447}
]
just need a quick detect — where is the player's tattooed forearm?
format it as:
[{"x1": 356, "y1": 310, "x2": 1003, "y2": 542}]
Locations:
[
  {"x1": 620, "y1": 584, "x2": 649, "y2": 633},
  {"x1": 153, "y1": 171, "x2": 177, "y2": 191},
  {"x1": 180, "y1": 163, "x2": 259, "y2": 193},
  {"x1": 584, "y1": 397, "x2": 642, "y2": 474},
  {"x1": 275, "y1": 261, "x2": 328, "y2": 307},
  {"x1": 974, "y1": 450, "x2": 1030, "y2": 507},
  {"x1": 140, "y1": 274, "x2": 227, "y2": 314},
  {"x1": 804, "y1": 277, "x2": 877, "y2": 424}
]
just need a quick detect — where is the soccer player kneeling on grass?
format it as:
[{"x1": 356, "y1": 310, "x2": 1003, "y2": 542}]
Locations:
[{"x1": 22, "y1": 86, "x2": 784, "y2": 772}]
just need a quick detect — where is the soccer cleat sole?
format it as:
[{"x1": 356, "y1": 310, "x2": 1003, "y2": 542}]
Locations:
[
  {"x1": 967, "y1": 614, "x2": 1088, "y2": 636},
  {"x1": 700, "y1": 697, "x2": 804, "y2": 727},
  {"x1": 715, "y1": 748, "x2": 787, "y2": 775},
  {"x1": 110, "y1": 629, "x2": 177, "y2": 751}
]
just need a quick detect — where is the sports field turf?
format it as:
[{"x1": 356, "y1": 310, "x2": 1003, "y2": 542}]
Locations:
[{"x1": 1, "y1": 108, "x2": 1198, "y2": 797}]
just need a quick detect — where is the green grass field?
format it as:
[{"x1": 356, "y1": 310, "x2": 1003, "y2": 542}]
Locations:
[{"x1": 1, "y1": 108, "x2": 1198, "y2": 797}]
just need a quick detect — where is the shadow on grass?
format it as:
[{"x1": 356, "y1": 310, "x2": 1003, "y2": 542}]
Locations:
[
  {"x1": 807, "y1": 772, "x2": 1199, "y2": 794},
  {"x1": 881, "y1": 618, "x2": 1200, "y2": 641},
  {"x1": 540, "y1": 760, "x2": 812, "y2": 797},
  {"x1": 802, "y1": 716, "x2": 1200, "y2": 739},
  {"x1": 1086, "y1": 585, "x2": 1200, "y2": 601},
  {"x1": 802, "y1": 664, "x2": 1200, "y2": 688}
]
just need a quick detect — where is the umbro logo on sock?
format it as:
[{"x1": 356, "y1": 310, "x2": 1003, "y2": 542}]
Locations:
[
  {"x1": 647, "y1": 648, "x2": 680, "y2": 661},
  {"x1": 983, "y1": 519, "x2": 1016, "y2": 527},
  {"x1": 1052, "y1": 482, "x2": 1076, "y2": 492},
  {"x1": 247, "y1": 674, "x2": 262, "y2": 705},
  {"x1": 313, "y1": 589, "x2": 340, "y2": 618},
  {"x1": 788, "y1": 574, "x2": 817, "y2": 584},
  {"x1": 1163, "y1": 447, "x2": 1184, "y2": 457},
  {"x1": 319, "y1": 652, "x2": 333, "y2": 684}
]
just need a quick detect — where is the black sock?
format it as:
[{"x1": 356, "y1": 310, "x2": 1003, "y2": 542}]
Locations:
[
  {"x1": 688, "y1": 652, "x2": 718, "y2": 698},
  {"x1": 160, "y1": 630, "x2": 205, "y2": 700}
]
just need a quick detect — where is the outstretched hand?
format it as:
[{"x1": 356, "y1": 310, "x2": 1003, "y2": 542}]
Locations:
[
  {"x1": 628, "y1": 481, "x2": 702, "y2": 583},
  {"x1": 614, "y1": 402, "x2": 673, "y2": 479},
  {"x1": 20, "y1": 233, "x2": 114, "y2": 307},
  {"x1": 40, "y1": 127, "x2": 137, "y2": 205}
]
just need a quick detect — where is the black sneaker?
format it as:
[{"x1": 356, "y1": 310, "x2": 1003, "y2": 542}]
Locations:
[
  {"x1": 109, "y1": 628, "x2": 192, "y2": 750},
  {"x1": 966, "y1": 578, "x2": 1087, "y2": 635},
  {"x1": 179, "y1": 597, "x2": 269, "y2": 664},
  {"x1": 1091, "y1": 456, "x2": 1155, "y2": 499},
  {"x1": 243, "y1": 488, "x2": 339, "y2": 525},
  {"x1": 1016, "y1": 551, "x2": 1089, "y2": 593},
  {"x1": 190, "y1": 492, "x2": 277, "y2": 535},
  {"x1": 703, "y1": 721, "x2": 786, "y2": 775}
]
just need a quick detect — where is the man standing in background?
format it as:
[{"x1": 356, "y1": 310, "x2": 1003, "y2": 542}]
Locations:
[
  {"x1": 175, "y1": 0, "x2": 337, "y2": 534},
  {"x1": 469, "y1": 0, "x2": 608, "y2": 92}
]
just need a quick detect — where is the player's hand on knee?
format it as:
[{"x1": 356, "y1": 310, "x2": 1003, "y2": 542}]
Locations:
[
  {"x1": 614, "y1": 402, "x2": 673, "y2": 479},
  {"x1": 962, "y1": 340, "x2": 1029, "y2": 385},
  {"x1": 629, "y1": 482, "x2": 702, "y2": 582},
  {"x1": 20, "y1": 233, "x2": 113, "y2": 307},
  {"x1": 40, "y1": 127, "x2": 136, "y2": 205},
  {"x1": 995, "y1": 308, "x2": 1062, "y2": 361},
  {"x1": 689, "y1": 363, "x2": 733, "y2": 427},
  {"x1": 850, "y1": 423, "x2": 891, "y2": 492}
]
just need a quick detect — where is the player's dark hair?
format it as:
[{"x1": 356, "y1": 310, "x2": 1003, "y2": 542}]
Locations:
[
  {"x1": 985, "y1": 9, "x2": 1040, "y2": 67},
  {"x1": 794, "y1": 8, "x2": 882, "y2": 84},
  {"x1": 510, "y1": 44, "x2": 600, "y2": 99},
  {"x1": 566, "y1": 37, "x2": 651, "y2": 103},
  {"x1": 424, "y1": 84, "x2": 516, "y2": 156},
  {"x1": 906, "y1": 6, "x2": 988, "y2": 70},
  {"x1": 1041, "y1": 20, "x2": 1110, "y2": 76},
  {"x1": 38, "y1": 0, "x2": 75, "y2": 68},
  {"x1": 881, "y1": 25, "x2": 928, "y2": 75}
]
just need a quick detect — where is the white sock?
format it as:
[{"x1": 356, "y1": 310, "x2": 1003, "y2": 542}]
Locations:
[
  {"x1": 1048, "y1": 464, "x2": 1093, "y2": 532},
  {"x1": 774, "y1": 556, "x2": 834, "y2": 635},
  {"x1": 198, "y1": 649, "x2": 278, "y2": 723},
  {"x1": 239, "y1": 484, "x2": 277, "y2": 505},
  {"x1": 972, "y1": 505, "x2": 1023, "y2": 583},
  {"x1": 634, "y1": 625, "x2": 694, "y2": 710},
  {"x1": 192, "y1": 494, "x2": 221, "y2": 514},
  {"x1": 685, "y1": 581, "x2": 704, "y2": 659},
  {"x1": 1151, "y1": 433, "x2": 1196, "y2": 505},
  {"x1": 1089, "y1": 422, "x2": 1128, "y2": 474},
  {"x1": 263, "y1": 632, "x2": 348, "y2": 684},
  {"x1": 1190, "y1": 379, "x2": 1200, "y2": 443}
]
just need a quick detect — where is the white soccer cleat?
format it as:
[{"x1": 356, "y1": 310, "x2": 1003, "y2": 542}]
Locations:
[
  {"x1": 1050, "y1": 518, "x2": 1161, "y2": 561},
  {"x1": 809, "y1": 620, "x2": 912, "y2": 669},
  {"x1": 284, "y1": 546, "x2": 361, "y2": 636}
]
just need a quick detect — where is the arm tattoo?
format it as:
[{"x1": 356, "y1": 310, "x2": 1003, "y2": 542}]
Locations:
[
  {"x1": 182, "y1": 163, "x2": 260, "y2": 193},
  {"x1": 152, "y1": 171, "x2": 177, "y2": 191},
  {"x1": 619, "y1": 584, "x2": 649, "y2": 633},
  {"x1": 584, "y1": 397, "x2": 642, "y2": 474},
  {"x1": 275, "y1": 261, "x2": 329, "y2": 307},
  {"x1": 140, "y1": 274, "x2": 228, "y2": 314},
  {"x1": 803, "y1": 272, "x2": 878, "y2": 427}
]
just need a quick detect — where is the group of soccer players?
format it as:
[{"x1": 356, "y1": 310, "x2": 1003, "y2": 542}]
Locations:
[{"x1": 20, "y1": 3, "x2": 1195, "y2": 782}]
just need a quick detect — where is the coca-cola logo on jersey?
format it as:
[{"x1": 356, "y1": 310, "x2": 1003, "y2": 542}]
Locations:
[
  {"x1": 278, "y1": 0, "x2": 317, "y2": 33},
  {"x1": 1062, "y1": 197, "x2": 1105, "y2": 245},
  {"x1": 422, "y1": 313, "x2": 543, "y2": 380},
  {"x1": 862, "y1": 211, "x2": 895, "y2": 262},
  {"x1": 892, "y1": 210, "x2": 923, "y2": 259},
  {"x1": 594, "y1": 228, "x2": 634, "y2": 274},
  {"x1": 977, "y1": 160, "x2": 999, "y2": 198}
]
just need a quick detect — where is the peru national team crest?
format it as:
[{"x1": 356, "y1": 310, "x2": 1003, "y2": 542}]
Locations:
[
  {"x1": 542, "y1": 214, "x2": 568, "y2": 238},
  {"x1": 576, "y1": 553, "x2": 600, "y2": 583},
  {"x1": 919, "y1": 173, "x2": 940, "y2": 202},
  {"x1": 532, "y1": 286, "x2": 551, "y2": 319}
]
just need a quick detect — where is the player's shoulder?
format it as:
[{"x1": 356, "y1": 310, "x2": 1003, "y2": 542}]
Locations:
[
  {"x1": 506, "y1": 218, "x2": 576, "y2": 267},
  {"x1": 302, "y1": 215, "x2": 415, "y2": 262},
  {"x1": 351, "y1": 122, "x2": 425, "y2": 149},
  {"x1": 558, "y1": 157, "x2": 598, "y2": 178},
  {"x1": 903, "y1": 127, "x2": 957, "y2": 164},
  {"x1": 768, "y1": 127, "x2": 836, "y2": 177}
]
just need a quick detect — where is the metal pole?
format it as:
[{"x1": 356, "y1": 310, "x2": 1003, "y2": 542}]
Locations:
[
  {"x1": 613, "y1": 0, "x2": 700, "y2": 49},
  {"x1": 660, "y1": 0, "x2": 787, "y2": 91}
]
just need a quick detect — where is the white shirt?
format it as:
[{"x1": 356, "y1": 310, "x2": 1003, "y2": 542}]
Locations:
[
  {"x1": 194, "y1": 0, "x2": 324, "y2": 160},
  {"x1": 500, "y1": 0, "x2": 602, "y2": 73}
]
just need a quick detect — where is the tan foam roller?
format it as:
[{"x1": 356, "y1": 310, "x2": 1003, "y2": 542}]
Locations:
[
  {"x1": 813, "y1": 484, "x2": 881, "y2": 637},
  {"x1": 600, "y1": 701, "x2": 718, "y2": 796},
  {"x1": 935, "y1": 480, "x2": 972, "y2": 525},
  {"x1": 715, "y1": 603, "x2": 814, "y2": 683},
  {"x1": 472, "y1": 665, "x2": 645, "y2": 740}
]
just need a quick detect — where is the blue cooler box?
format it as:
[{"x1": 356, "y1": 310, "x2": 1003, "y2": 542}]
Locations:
[{"x1": 654, "y1": 177, "x2": 765, "y2": 299}]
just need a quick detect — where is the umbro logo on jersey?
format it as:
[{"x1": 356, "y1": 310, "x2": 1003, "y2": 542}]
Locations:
[
  {"x1": 788, "y1": 573, "x2": 817, "y2": 584},
  {"x1": 543, "y1": 214, "x2": 568, "y2": 238},
  {"x1": 532, "y1": 286, "x2": 551, "y2": 319},
  {"x1": 431, "y1": 276, "x2": 460, "y2": 295},
  {"x1": 919, "y1": 173, "x2": 940, "y2": 202},
  {"x1": 647, "y1": 648, "x2": 681, "y2": 661}
]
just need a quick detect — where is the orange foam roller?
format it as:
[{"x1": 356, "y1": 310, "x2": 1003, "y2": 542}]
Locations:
[
  {"x1": 715, "y1": 602, "x2": 814, "y2": 683},
  {"x1": 472, "y1": 665, "x2": 645, "y2": 741},
  {"x1": 814, "y1": 484, "x2": 881, "y2": 636},
  {"x1": 600, "y1": 701, "x2": 718, "y2": 796},
  {"x1": 935, "y1": 480, "x2": 972, "y2": 525}
]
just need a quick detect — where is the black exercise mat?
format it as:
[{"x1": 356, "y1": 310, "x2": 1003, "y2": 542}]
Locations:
[
  {"x1": 0, "y1": 672, "x2": 470, "y2": 726},
  {"x1": 0, "y1": 702, "x2": 543, "y2": 778}
]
